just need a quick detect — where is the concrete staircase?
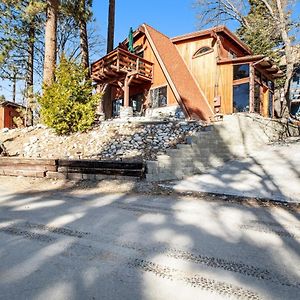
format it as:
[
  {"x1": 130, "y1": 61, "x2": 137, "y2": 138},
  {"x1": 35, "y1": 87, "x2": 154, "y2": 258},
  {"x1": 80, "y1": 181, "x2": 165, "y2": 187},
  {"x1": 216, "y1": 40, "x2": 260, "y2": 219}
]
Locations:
[
  {"x1": 146, "y1": 126, "x2": 231, "y2": 181},
  {"x1": 146, "y1": 113, "x2": 296, "y2": 181}
]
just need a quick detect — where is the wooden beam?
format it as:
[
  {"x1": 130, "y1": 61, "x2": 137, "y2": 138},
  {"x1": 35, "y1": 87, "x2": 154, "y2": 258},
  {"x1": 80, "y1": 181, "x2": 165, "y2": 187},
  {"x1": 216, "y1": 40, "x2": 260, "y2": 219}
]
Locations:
[
  {"x1": 127, "y1": 74, "x2": 135, "y2": 86},
  {"x1": 124, "y1": 76, "x2": 130, "y2": 107},
  {"x1": 117, "y1": 81, "x2": 124, "y2": 90}
]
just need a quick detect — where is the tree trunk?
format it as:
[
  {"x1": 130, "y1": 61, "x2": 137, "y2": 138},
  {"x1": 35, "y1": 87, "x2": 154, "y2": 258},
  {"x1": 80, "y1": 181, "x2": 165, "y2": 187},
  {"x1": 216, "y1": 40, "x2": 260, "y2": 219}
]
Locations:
[
  {"x1": 79, "y1": 0, "x2": 89, "y2": 72},
  {"x1": 12, "y1": 71, "x2": 16, "y2": 103},
  {"x1": 275, "y1": 0, "x2": 294, "y2": 113},
  {"x1": 26, "y1": 23, "x2": 34, "y2": 90},
  {"x1": 107, "y1": 0, "x2": 115, "y2": 53},
  {"x1": 26, "y1": 19, "x2": 35, "y2": 126},
  {"x1": 43, "y1": 0, "x2": 59, "y2": 86},
  {"x1": 79, "y1": 19, "x2": 89, "y2": 70}
]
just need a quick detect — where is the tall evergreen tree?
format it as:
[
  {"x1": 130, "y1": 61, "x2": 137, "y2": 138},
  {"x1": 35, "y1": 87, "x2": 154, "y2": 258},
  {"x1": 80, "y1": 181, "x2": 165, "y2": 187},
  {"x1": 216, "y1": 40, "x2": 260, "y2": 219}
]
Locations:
[
  {"x1": 43, "y1": 0, "x2": 59, "y2": 86},
  {"x1": 0, "y1": 0, "x2": 44, "y2": 100},
  {"x1": 237, "y1": 0, "x2": 282, "y2": 62},
  {"x1": 61, "y1": 0, "x2": 93, "y2": 70}
]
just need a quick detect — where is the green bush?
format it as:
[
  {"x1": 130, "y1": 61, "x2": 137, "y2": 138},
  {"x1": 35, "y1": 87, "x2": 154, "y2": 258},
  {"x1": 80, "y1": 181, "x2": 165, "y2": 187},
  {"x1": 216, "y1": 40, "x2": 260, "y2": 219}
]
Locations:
[{"x1": 39, "y1": 56, "x2": 100, "y2": 135}]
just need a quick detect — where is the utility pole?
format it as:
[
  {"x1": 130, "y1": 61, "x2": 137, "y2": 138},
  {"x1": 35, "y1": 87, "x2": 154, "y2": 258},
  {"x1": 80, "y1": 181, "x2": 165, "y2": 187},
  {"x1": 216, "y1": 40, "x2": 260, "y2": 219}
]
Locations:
[{"x1": 107, "y1": 0, "x2": 115, "y2": 53}]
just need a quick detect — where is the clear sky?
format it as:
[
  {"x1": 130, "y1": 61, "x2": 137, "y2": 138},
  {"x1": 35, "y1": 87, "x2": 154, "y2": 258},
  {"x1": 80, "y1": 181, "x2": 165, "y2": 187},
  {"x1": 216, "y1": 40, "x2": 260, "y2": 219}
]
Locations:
[
  {"x1": 92, "y1": 0, "x2": 200, "y2": 54},
  {"x1": 93, "y1": 0, "x2": 300, "y2": 56},
  {"x1": 1, "y1": 0, "x2": 299, "y2": 102}
]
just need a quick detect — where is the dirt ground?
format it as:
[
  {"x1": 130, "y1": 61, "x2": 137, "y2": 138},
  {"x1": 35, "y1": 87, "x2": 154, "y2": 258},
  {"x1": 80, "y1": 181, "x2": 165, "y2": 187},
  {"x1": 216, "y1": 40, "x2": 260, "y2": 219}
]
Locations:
[
  {"x1": 0, "y1": 175, "x2": 299, "y2": 300},
  {"x1": 1, "y1": 175, "x2": 299, "y2": 212}
]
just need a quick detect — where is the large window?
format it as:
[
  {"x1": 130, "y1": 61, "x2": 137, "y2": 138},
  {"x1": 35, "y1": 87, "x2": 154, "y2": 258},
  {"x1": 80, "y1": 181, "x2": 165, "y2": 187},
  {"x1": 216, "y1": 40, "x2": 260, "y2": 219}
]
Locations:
[
  {"x1": 112, "y1": 99, "x2": 123, "y2": 117},
  {"x1": 130, "y1": 94, "x2": 143, "y2": 115},
  {"x1": 254, "y1": 83, "x2": 261, "y2": 114},
  {"x1": 233, "y1": 83, "x2": 249, "y2": 112},
  {"x1": 269, "y1": 91, "x2": 274, "y2": 118},
  {"x1": 233, "y1": 64, "x2": 250, "y2": 80},
  {"x1": 150, "y1": 86, "x2": 167, "y2": 108}
]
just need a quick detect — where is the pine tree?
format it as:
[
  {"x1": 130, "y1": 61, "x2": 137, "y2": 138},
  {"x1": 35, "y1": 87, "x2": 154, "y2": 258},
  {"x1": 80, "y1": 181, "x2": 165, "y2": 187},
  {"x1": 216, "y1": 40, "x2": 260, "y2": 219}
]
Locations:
[
  {"x1": 43, "y1": 0, "x2": 59, "y2": 86},
  {"x1": 61, "y1": 0, "x2": 93, "y2": 71},
  {"x1": 237, "y1": 0, "x2": 282, "y2": 62}
]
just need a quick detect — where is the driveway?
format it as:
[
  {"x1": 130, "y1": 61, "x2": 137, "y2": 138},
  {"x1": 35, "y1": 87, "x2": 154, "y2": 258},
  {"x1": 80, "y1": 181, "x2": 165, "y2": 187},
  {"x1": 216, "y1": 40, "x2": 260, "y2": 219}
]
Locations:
[
  {"x1": 0, "y1": 178, "x2": 299, "y2": 300},
  {"x1": 171, "y1": 141, "x2": 300, "y2": 203}
]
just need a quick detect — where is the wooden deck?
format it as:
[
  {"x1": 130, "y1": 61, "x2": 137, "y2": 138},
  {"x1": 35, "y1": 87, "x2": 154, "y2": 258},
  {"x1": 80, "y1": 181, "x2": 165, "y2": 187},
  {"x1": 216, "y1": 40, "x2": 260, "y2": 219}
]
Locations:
[{"x1": 91, "y1": 48, "x2": 153, "y2": 85}]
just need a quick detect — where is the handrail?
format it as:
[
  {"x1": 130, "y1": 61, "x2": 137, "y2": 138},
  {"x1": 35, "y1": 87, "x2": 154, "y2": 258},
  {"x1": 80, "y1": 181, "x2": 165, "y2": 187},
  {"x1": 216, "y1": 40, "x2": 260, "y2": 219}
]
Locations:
[{"x1": 91, "y1": 47, "x2": 153, "y2": 80}]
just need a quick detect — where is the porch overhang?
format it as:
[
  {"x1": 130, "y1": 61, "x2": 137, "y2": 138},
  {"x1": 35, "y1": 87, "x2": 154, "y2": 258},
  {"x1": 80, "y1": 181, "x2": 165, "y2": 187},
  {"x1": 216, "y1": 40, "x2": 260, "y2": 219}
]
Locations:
[{"x1": 218, "y1": 55, "x2": 284, "y2": 80}]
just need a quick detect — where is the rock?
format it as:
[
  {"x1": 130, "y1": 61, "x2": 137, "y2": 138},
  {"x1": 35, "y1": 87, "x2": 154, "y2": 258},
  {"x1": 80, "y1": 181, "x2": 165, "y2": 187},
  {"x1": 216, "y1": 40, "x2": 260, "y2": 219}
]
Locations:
[{"x1": 29, "y1": 136, "x2": 39, "y2": 144}]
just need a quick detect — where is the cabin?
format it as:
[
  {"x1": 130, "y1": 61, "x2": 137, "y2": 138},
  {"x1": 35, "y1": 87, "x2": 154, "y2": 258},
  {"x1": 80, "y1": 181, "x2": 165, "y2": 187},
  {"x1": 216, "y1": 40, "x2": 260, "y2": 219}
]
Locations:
[
  {"x1": 0, "y1": 101, "x2": 25, "y2": 129},
  {"x1": 91, "y1": 24, "x2": 283, "y2": 122}
]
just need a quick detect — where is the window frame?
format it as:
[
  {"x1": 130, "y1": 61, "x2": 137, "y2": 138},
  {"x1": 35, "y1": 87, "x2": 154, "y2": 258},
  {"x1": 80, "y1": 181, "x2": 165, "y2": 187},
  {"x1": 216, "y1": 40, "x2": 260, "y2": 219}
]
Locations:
[
  {"x1": 192, "y1": 46, "x2": 214, "y2": 59},
  {"x1": 233, "y1": 63, "x2": 250, "y2": 81},
  {"x1": 149, "y1": 85, "x2": 168, "y2": 108}
]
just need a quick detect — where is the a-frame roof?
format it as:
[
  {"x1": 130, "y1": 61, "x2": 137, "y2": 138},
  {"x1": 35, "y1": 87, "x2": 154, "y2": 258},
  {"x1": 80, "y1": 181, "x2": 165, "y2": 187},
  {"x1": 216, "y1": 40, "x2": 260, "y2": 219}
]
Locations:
[{"x1": 141, "y1": 24, "x2": 214, "y2": 121}]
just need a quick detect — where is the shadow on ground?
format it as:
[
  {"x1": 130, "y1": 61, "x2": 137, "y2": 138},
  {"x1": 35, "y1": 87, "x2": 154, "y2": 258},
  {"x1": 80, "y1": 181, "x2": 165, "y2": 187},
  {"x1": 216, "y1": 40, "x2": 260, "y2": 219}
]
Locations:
[{"x1": 0, "y1": 174, "x2": 299, "y2": 299}]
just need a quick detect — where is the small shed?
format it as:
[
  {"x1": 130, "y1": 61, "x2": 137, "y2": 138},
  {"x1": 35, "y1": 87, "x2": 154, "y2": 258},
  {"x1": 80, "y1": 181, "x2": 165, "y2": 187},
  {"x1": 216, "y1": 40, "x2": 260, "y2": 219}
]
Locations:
[{"x1": 0, "y1": 101, "x2": 25, "y2": 129}]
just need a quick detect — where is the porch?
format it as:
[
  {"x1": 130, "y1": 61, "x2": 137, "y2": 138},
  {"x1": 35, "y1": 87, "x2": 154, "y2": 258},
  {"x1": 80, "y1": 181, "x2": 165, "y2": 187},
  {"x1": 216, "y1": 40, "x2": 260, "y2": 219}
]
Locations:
[{"x1": 91, "y1": 48, "x2": 154, "y2": 112}]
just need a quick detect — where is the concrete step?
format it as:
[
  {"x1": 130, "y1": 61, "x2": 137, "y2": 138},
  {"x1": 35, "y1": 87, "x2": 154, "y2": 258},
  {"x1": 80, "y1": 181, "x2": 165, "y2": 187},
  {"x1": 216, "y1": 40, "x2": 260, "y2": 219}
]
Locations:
[{"x1": 176, "y1": 144, "x2": 192, "y2": 150}]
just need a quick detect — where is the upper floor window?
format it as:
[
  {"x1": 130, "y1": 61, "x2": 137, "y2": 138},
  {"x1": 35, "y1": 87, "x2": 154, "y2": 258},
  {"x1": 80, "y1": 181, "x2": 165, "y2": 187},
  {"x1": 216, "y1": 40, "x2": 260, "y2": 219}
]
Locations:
[
  {"x1": 193, "y1": 46, "x2": 213, "y2": 58},
  {"x1": 233, "y1": 64, "x2": 249, "y2": 80}
]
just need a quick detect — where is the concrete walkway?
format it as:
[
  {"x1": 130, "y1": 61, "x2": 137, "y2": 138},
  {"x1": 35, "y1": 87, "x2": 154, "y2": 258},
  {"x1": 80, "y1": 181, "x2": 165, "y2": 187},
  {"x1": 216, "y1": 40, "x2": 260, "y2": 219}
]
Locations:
[{"x1": 170, "y1": 142, "x2": 300, "y2": 203}]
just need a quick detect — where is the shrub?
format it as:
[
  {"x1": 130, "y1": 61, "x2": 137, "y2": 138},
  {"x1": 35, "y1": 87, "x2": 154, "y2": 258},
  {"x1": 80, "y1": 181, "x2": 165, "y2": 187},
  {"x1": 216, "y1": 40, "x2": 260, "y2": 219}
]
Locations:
[{"x1": 39, "y1": 56, "x2": 100, "y2": 135}]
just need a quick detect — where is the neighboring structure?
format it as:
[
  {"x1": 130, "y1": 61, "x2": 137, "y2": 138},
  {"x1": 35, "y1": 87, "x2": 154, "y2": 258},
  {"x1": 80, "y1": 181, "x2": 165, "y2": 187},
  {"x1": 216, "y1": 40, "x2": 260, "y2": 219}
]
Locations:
[
  {"x1": 290, "y1": 65, "x2": 300, "y2": 120},
  {"x1": 0, "y1": 101, "x2": 25, "y2": 129},
  {"x1": 289, "y1": 46, "x2": 300, "y2": 121},
  {"x1": 91, "y1": 24, "x2": 283, "y2": 121}
]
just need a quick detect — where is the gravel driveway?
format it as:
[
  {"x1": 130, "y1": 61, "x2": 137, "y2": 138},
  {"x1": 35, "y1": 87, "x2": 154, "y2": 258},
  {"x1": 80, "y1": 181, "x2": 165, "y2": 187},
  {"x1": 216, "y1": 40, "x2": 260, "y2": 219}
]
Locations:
[{"x1": 0, "y1": 178, "x2": 299, "y2": 300}]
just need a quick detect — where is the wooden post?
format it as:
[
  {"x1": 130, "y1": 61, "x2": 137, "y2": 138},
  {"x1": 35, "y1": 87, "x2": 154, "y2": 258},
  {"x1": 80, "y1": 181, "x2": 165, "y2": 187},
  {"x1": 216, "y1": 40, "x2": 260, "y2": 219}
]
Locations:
[
  {"x1": 124, "y1": 76, "x2": 130, "y2": 107},
  {"x1": 117, "y1": 50, "x2": 120, "y2": 71}
]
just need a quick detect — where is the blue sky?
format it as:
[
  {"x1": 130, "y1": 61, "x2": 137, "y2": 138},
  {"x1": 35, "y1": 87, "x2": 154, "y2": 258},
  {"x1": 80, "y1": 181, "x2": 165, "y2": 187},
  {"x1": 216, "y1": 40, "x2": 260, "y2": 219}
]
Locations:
[
  {"x1": 93, "y1": 0, "x2": 200, "y2": 51},
  {"x1": 1, "y1": 0, "x2": 299, "y2": 101},
  {"x1": 93, "y1": 0, "x2": 300, "y2": 53}
]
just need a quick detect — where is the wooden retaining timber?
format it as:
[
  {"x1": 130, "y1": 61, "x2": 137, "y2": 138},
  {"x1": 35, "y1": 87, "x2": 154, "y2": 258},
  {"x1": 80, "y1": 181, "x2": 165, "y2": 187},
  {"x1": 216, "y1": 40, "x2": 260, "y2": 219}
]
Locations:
[
  {"x1": 0, "y1": 158, "x2": 145, "y2": 180},
  {"x1": 0, "y1": 158, "x2": 58, "y2": 178}
]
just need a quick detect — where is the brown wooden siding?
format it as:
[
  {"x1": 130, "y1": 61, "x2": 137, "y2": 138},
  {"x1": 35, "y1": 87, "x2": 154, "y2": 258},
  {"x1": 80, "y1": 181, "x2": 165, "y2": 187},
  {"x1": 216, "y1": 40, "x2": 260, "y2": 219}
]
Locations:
[
  {"x1": 126, "y1": 33, "x2": 178, "y2": 107},
  {"x1": 0, "y1": 107, "x2": 4, "y2": 129},
  {"x1": 218, "y1": 35, "x2": 248, "y2": 59},
  {"x1": 0, "y1": 106, "x2": 21, "y2": 129},
  {"x1": 218, "y1": 64, "x2": 233, "y2": 114},
  {"x1": 175, "y1": 37, "x2": 218, "y2": 109}
]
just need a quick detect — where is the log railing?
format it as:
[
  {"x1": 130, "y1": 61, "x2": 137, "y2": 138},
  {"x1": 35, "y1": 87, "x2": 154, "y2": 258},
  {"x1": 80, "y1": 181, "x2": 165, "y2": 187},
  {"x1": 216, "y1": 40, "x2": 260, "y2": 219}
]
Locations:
[{"x1": 91, "y1": 48, "x2": 153, "y2": 81}]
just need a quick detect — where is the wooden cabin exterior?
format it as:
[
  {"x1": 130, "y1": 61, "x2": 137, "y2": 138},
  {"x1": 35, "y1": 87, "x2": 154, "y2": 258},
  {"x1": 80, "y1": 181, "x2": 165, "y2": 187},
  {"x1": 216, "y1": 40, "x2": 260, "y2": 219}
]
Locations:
[
  {"x1": 0, "y1": 101, "x2": 25, "y2": 129},
  {"x1": 91, "y1": 24, "x2": 282, "y2": 121}
]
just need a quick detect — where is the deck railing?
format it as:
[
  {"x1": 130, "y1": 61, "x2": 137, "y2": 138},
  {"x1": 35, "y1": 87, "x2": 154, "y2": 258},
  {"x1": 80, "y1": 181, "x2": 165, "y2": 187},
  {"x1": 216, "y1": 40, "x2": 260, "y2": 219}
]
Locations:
[{"x1": 91, "y1": 48, "x2": 153, "y2": 81}]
